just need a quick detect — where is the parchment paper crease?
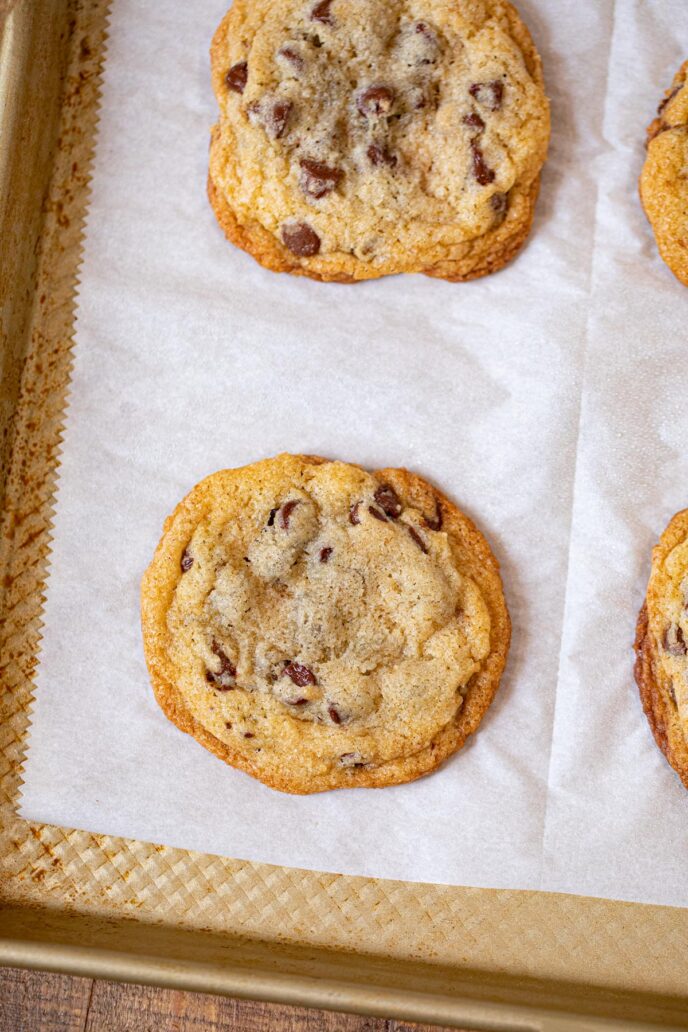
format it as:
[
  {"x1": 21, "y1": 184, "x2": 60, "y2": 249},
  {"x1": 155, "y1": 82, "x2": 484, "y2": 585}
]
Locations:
[{"x1": 18, "y1": 0, "x2": 688, "y2": 906}]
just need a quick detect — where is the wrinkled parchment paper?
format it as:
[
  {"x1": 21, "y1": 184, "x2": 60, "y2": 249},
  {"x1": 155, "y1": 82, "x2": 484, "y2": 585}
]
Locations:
[{"x1": 18, "y1": 0, "x2": 688, "y2": 905}]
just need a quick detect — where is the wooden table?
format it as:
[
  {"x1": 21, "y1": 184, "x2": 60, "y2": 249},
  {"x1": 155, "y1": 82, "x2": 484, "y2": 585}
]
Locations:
[{"x1": 0, "y1": 968, "x2": 467, "y2": 1031}]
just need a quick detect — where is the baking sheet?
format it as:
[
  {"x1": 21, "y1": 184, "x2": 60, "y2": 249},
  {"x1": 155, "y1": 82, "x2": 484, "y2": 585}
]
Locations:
[{"x1": 17, "y1": 0, "x2": 688, "y2": 905}]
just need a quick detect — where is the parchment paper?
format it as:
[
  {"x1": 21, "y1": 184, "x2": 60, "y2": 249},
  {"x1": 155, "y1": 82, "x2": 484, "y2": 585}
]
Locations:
[{"x1": 17, "y1": 0, "x2": 688, "y2": 905}]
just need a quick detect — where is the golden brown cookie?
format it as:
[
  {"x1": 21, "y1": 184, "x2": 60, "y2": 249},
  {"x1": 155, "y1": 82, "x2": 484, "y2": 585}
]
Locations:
[
  {"x1": 640, "y1": 61, "x2": 688, "y2": 287},
  {"x1": 141, "y1": 454, "x2": 510, "y2": 793},
  {"x1": 635, "y1": 509, "x2": 688, "y2": 788},
  {"x1": 208, "y1": 0, "x2": 550, "y2": 283}
]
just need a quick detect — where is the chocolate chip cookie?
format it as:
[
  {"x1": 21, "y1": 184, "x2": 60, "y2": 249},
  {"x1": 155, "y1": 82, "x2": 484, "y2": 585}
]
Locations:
[
  {"x1": 635, "y1": 509, "x2": 688, "y2": 788},
  {"x1": 640, "y1": 61, "x2": 688, "y2": 287},
  {"x1": 208, "y1": 0, "x2": 550, "y2": 282},
  {"x1": 141, "y1": 454, "x2": 510, "y2": 793}
]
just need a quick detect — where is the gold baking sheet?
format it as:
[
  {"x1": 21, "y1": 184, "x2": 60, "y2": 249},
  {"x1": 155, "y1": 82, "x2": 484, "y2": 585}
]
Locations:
[{"x1": 2, "y1": 3, "x2": 688, "y2": 1028}]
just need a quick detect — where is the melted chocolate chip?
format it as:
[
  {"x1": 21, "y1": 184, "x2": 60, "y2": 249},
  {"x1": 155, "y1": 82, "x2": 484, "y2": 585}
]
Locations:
[
  {"x1": 226, "y1": 62, "x2": 248, "y2": 94},
  {"x1": 339, "y1": 751, "x2": 365, "y2": 768},
  {"x1": 423, "y1": 500, "x2": 443, "y2": 532},
  {"x1": 267, "y1": 100, "x2": 292, "y2": 138},
  {"x1": 357, "y1": 85, "x2": 395, "y2": 117},
  {"x1": 311, "y1": 0, "x2": 333, "y2": 24},
  {"x1": 279, "y1": 500, "x2": 299, "y2": 529},
  {"x1": 408, "y1": 526, "x2": 428, "y2": 554},
  {"x1": 471, "y1": 140, "x2": 495, "y2": 185},
  {"x1": 368, "y1": 506, "x2": 388, "y2": 522},
  {"x1": 206, "y1": 670, "x2": 235, "y2": 690},
  {"x1": 374, "y1": 484, "x2": 402, "y2": 519},
  {"x1": 267, "y1": 508, "x2": 278, "y2": 527},
  {"x1": 206, "y1": 641, "x2": 237, "y2": 689},
  {"x1": 490, "y1": 192, "x2": 508, "y2": 219},
  {"x1": 282, "y1": 221, "x2": 321, "y2": 256},
  {"x1": 299, "y1": 158, "x2": 343, "y2": 198},
  {"x1": 328, "y1": 706, "x2": 342, "y2": 724},
  {"x1": 243, "y1": 732, "x2": 255, "y2": 739},
  {"x1": 211, "y1": 641, "x2": 236, "y2": 673},
  {"x1": 349, "y1": 502, "x2": 361, "y2": 526},
  {"x1": 664, "y1": 625, "x2": 687, "y2": 656},
  {"x1": 180, "y1": 548, "x2": 194, "y2": 572},
  {"x1": 367, "y1": 143, "x2": 397, "y2": 168},
  {"x1": 284, "y1": 661, "x2": 317, "y2": 686},
  {"x1": 225, "y1": 720, "x2": 233, "y2": 729},
  {"x1": 319, "y1": 546, "x2": 333, "y2": 563},
  {"x1": 463, "y1": 112, "x2": 485, "y2": 132},
  {"x1": 278, "y1": 45, "x2": 304, "y2": 71},
  {"x1": 469, "y1": 80, "x2": 504, "y2": 111}
]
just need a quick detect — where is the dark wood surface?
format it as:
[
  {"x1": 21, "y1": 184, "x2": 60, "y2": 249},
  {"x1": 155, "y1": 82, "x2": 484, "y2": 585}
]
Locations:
[{"x1": 0, "y1": 967, "x2": 468, "y2": 1032}]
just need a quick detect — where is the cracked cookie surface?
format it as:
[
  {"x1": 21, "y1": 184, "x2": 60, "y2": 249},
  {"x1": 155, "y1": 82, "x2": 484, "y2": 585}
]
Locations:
[
  {"x1": 635, "y1": 508, "x2": 688, "y2": 789},
  {"x1": 208, "y1": 0, "x2": 549, "y2": 282},
  {"x1": 141, "y1": 454, "x2": 510, "y2": 793},
  {"x1": 640, "y1": 61, "x2": 688, "y2": 287}
]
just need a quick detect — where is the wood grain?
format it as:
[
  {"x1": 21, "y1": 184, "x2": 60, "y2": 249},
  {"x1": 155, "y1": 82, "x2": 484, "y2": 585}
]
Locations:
[
  {"x1": 0, "y1": 968, "x2": 469, "y2": 1032},
  {"x1": 0, "y1": 967, "x2": 92, "y2": 1032}
]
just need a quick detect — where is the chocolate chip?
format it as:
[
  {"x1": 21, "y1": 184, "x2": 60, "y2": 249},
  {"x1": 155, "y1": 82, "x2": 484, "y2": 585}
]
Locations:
[
  {"x1": 226, "y1": 62, "x2": 248, "y2": 94},
  {"x1": 470, "y1": 140, "x2": 495, "y2": 185},
  {"x1": 469, "y1": 80, "x2": 504, "y2": 111},
  {"x1": 319, "y1": 546, "x2": 333, "y2": 562},
  {"x1": 225, "y1": 720, "x2": 233, "y2": 729},
  {"x1": 267, "y1": 100, "x2": 292, "y2": 138},
  {"x1": 490, "y1": 192, "x2": 508, "y2": 218},
  {"x1": 288, "y1": 697, "x2": 309, "y2": 706},
  {"x1": 283, "y1": 661, "x2": 317, "y2": 686},
  {"x1": 423, "y1": 500, "x2": 443, "y2": 532},
  {"x1": 328, "y1": 706, "x2": 342, "y2": 724},
  {"x1": 349, "y1": 502, "x2": 361, "y2": 526},
  {"x1": 368, "y1": 506, "x2": 388, "y2": 522},
  {"x1": 278, "y1": 45, "x2": 304, "y2": 71},
  {"x1": 299, "y1": 158, "x2": 343, "y2": 198},
  {"x1": 243, "y1": 732, "x2": 255, "y2": 739},
  {"x1": 282, "y1": 221, "x2": 321, "y2": 256},
  {"x1": 374, "y1": 484, "x2": 402, "y2": 519},
  {"x1": 664, "y1": 625, "x2": 687, "y2": 656},
  {"x1": 279, "y1": 500, "x2": 299, "y2": 529},
  {"x1": 415, "y1": 21, "x2": 433, "y2": 37},
  {"x1": 357, "y1": 85, "x2": 395, "y2": 117},
  {"x1": 180, "y1": 548, "x2": 194, "y2": 572},
  {"x1": 367, "y1": 143, "x2": 397, "y2": 168},
  {"x1": 311, "y1": 0, "x2": 333, "y2": 24},
  {"x1": 463, "y1": 112, "x2": 485, "y2": 132},
  {"x1": 408, "y1": 526, "x2": 428, "y2": 554}
]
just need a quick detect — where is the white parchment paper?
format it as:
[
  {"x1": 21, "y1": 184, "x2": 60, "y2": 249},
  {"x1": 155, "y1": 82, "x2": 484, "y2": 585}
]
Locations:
[{"x1": 18, "y1": 0, "x2": 688, "y2": 905}]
